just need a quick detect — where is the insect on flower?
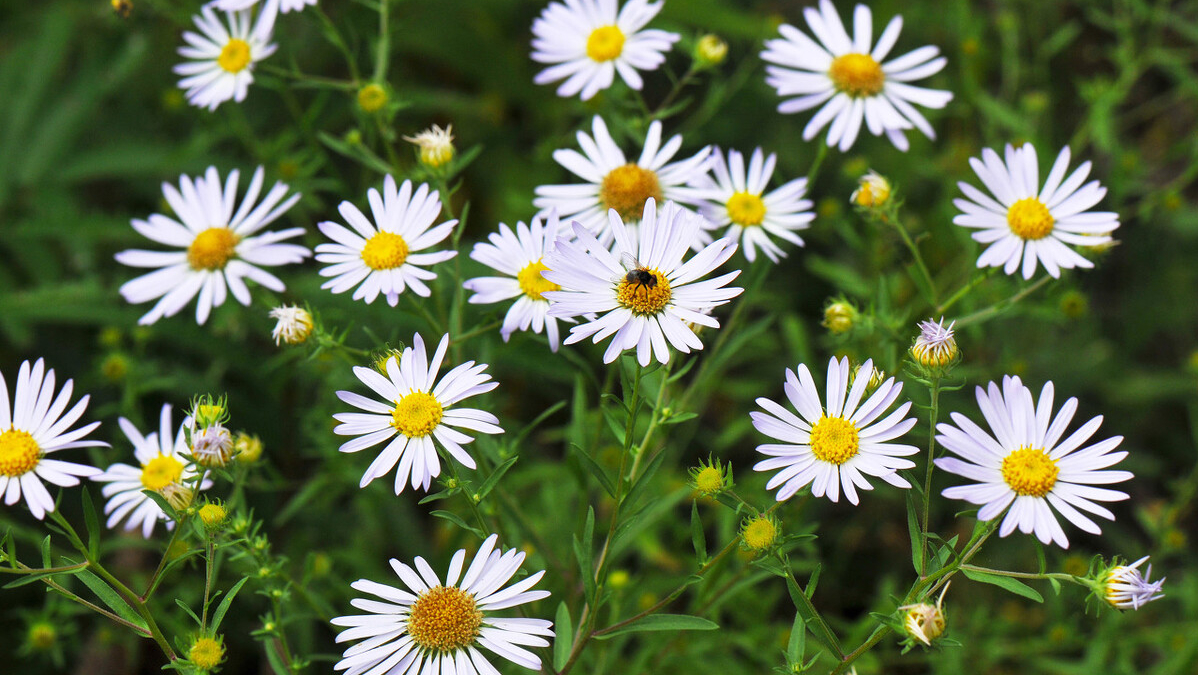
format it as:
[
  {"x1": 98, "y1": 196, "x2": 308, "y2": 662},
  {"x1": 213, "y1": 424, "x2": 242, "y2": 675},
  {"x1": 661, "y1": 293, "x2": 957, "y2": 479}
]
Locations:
[{"x1": 618, "y1": 252, "x2": 658, "y2": 299}]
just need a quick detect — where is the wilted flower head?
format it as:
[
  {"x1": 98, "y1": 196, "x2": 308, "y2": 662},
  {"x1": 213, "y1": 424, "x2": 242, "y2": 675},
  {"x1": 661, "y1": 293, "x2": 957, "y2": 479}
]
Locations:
[
  {"x1": 404, "y1": 124, "x2": 455, "y2": 169},
  {"x1": 192, "y1": 423, "x2": 234, "y2": 468},
  {"x1": 269, "y1": 305, "x2": 314, "y2": 345},
  {"x1": 1103, "y1": 556, "x2": 1165, "y2": 610},
  {"x1": 910, "y1": 318, "x2": 957, "y2": 367},
  {"x1": 900, "y1": 583, "x2": 949, "y2": 646},
  {"x1": 851, "y1": 170, "x2": 891, "y2": 208}
]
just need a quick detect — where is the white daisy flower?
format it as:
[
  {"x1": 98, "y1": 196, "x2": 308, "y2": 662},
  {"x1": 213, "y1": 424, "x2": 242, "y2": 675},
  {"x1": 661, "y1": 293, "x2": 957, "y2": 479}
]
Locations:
[
  {"x1": 174, "y1": 3, "x2": 278, "y2": 111},
  {"x1": 214, "y1": 0, "x2": 316, "y2": 14},
  {"x1": 533, "y1": 116, "x2": 712, "y2": 248},
  {"x1": 94, "y1": 404, "x2": 212, "y2": 538},
  {"x1": 752, "y1": 356, "x2": 919, "y2": 504},
  {"x1": 543, "y1": 199, "x2": 742, "y2": 366},
  {"x1": 463, "y1": 211, "x2": 574, "y2": 352},
  {"x1": 953, "y1": 143, "x2": 1120, "y2": 279},
  {"x1": 116, "y1": 166, "x2": 309, "y2": 326},
  {"x1": 531, "y1": 0, "x2": 680, "y2": 101},
  {"x1": 333, "y1": 333, "x2": 502, "y2": 494},
  {"x1": 1104, "y1": 556, "x2": 1165, "y2": 610},
  {"x1": 760, "y1": 0, "x2": 953, "y2": 151},
  {"x1": 0, "y1": 359, "x2": 106, "y2": 520},
  {"x1": 316, "y1": 176, "x2": 458, "y2": 306},
  {"x1": 935, "y1": 375, "x2": 1132, "y2": 549},
  {"x1": 331, "y1": 533, "x2": 552, "y2": 675},
  {"x1": 680, "y1": 147, "x2": 814, "y2": 263}
]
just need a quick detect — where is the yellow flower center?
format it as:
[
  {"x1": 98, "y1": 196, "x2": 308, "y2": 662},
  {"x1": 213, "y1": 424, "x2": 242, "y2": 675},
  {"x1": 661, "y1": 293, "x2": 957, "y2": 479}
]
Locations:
[
  {"x1": 361, "y1": 231, "x2": 410, "y2": 270},
  {"x1": 198, "y1": 503, "x2": 227, "y2": 527},
  {"x1": 1006, "y1": 197, "x2": 1055, "y2": 240},
  {"x1": 357, "y1": 83, "x2": 388, "y2": 113},
  {"x1": 391, "y1": 392, "x2": 444, "y2": 438},
  {"x1": 140, "y1": 455, "x2": 185, "y2": 491},
  {"x1": 187, "y1": 228, "x2": 240, "y2": 271},
  {"x1": 726, "y1": 192, "x2": 766, "y2": 227},
  {"x1": 407, "y1": 586, "x2": 483, "y2": 653},
  {"x1": 516, "y1": 260, "x2": 559, "y2": 301},
  {"x1": 0, "y1": 428, "x2": 40, "y2": 477},
  {"x1": 809, "y1": 416, "x2": 860, "y2": 465},
  {"x1": 586, "y1": 25, "x2": 625, "y2": 62},
  {"x1": 188, "y1": 636, "x2": 225, "y2": 670},
  {"x1": 904, "y1": 604, "x2": 946, "y2": 645},
  {"x1": 828, "y1": 53, "x2": 885, "y2": 98},
  {"x1": 742, "y1": 517, "x2": 778, "y2": 551},
  {"x1": 217, "y1": 38, "x2": 252, "y2": 74},
  {"x1": 600, "y1": 164, "x2": 663, "y2": 222},
  {"x1": 1001, "y1": 446, "x2": 1059, "y2": 497},
  {"x1": 615, "y1": 269, "x2": 671, "y2": 315},
  {"x1": 693, "y1": 466, "x2": 723, "y2": 494}
]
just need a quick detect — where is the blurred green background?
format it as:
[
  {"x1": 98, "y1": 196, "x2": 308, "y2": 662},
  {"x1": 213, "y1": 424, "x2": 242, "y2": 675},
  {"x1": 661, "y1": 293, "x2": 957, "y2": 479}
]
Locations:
[{"x1": 1, "y1": 0, "x2": 1197, "y2": 673}]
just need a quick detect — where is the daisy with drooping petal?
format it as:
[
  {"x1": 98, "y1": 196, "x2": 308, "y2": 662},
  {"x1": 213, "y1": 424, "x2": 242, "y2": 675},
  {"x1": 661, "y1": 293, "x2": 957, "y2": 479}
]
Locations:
[
  {"x1": 214, "y1": 0, "x2": 316, "y2": 14},
  {"x1": 680, "y1": 147, "x2": 814, "y2": 263},
  {"x1": 752, "y1": 356, "x2": 919, "y2": 504},
  {"x1": 0, "y1": 360, "x2": 106, "y2": 520},
  {"x1": 935, "y1": 375, "x2": 1132, "y2": 549},
  {"x1": 116, "y1": 166, "x2": 309, "y2": 326},
  {"x1": 316, "y1": 176, "x2": 458, "y2": 306},
  {"x1": 334, "y1": 333, "x2": 502, "y2": 494},
  {"x1": 174, "y1": 3, "x2": 278, "y2": 110},
  {"x1": 531, "y1": 0, "x2": 680, "y2": 101},
  {"x1": 760, "y1": 0, "x2": 952, "y2": 151},
  {"x1": 533, "y1": 116, "x2": 712, "y2": 248},
  {"x1": 543, "y1": 199, "x2": 742, "y2": 366},
  {"x1": 331, "y1": 533, "x2": 552, "y2": 675},
  {"x1": 463, "y1": 211, "x2": 574, "y2": 351},
  {"x1": 94, "y1": 404, "x2": 212, "y2": 538},
  {"x1": 1103, "y1": 556, "x2": 1165, "y2": 610},
  {"x1": 954, "y1": 143, "x2": 1120, "y2": 279}
]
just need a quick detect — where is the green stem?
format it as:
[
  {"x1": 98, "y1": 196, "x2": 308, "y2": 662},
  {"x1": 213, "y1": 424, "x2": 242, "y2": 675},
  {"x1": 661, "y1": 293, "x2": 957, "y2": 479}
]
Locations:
[
  {"x1": 919, "y1": 377, "x2": 941, "y2": 577},
  {"x1": 650, "y1": 64, "x2": 700, "y2": 120},
  {"x1": 806, "y1": 142, "x2": 829, "y2": 185},
  {"x1": 954, "y1": 276, "x2": 1053, "y2": 327},
  {"x1": 958, "y1": 565, "x2": 1078, "y2": 583},
  {"x1": 935, "y1": 269, "x2": 996, "y2": 316},
  {"x1": 374, "y1": 0, "x2": 391, "y2": 82},
  {"x1": 312, "y1": 6, "x2": 362, "y2": 82},
  {"x1": 884, "y1": 212, "x2": 939, "y2": 307},
  {"x1": 453, "y1": 320, "x2": 501, "y2": 344}
]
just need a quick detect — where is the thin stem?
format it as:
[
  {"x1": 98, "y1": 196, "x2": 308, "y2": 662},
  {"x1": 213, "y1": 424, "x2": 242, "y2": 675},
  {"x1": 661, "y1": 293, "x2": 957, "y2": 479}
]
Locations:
[
  {"x1": 935, "y1": 268, "x2": 996, "y2": 316},
  {"x1": 806, "y1": 142, "x2": 829, "y2": 185},
  {"x1": 959, "y1": 565, "x2": 1077, "y2": 583},
  {"x1": 453, "y1": 320, "x2": 501, "y2": 344},
  {"x1": 374, "y1": 0, "x2": 391, "y2": 82},
  {"x1": 954, "y1": 276, "x2": 1053, "y2": 327},
  {"x1": 885, "y1": 212, "x2": 939, "y2": 307},
  {"x1": 919, "y1": 377, "x2": 941, "y2": 577},
  {"x1": 650, "y1": 65, "x2": 700, "y2": 119},
  {"x1": 312, "y1": 6, "x2": 362, "y2": 82}
]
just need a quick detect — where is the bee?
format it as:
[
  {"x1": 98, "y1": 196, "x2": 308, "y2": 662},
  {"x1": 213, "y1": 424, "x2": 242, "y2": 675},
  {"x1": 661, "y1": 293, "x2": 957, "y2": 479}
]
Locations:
[{"x1": 618, "y1": 252, "x2": 657, "y2": 299}]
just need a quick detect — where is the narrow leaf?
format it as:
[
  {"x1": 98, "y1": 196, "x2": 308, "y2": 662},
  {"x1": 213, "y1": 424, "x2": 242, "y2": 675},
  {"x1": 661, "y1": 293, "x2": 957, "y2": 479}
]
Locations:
[
  {"x1": 593, "y1": 614, "x2": 717, "y2": 640},
  {"x1": 476, "y1": 456, "x2": 518, "y2": 501},
  {"x1": 690, "y1": 501, "x2": 707, "y2": 562},
  {"x1": 75, "y1": 567, "x2": 148, "y2": 631},
  {"x1": 552, "y1": 602, "x2": 573, "y2": 671},
  {"x1": 81, "y1": 487, "x2": 100, "y2": 560},
  {"x1": 430, "y1": 511, "x2": 484, "y2": 539},
  {"x1": 570, "y1": 444, "x2": 615, "y2": 497},
  {"x1": 961, "y1": 568, "x2": 1044, "y2": 603}
]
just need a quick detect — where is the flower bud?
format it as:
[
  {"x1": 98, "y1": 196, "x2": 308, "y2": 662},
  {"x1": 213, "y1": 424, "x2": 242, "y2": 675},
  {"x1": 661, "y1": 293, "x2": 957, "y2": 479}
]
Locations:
[
  {"x1": 357, "y1": 83, "x2": 388, "y2": 113},
  {"x1": 822, "y1": 300, "x2": 858, "y2": 335},
  {"x1": 688, "y1": 456, "x2": 732, "y2": 496},
  {"x1": 693, "y1": 34, "x2": 728, "y2": 67},
  {"x1": 910, "y1": 317, "x2": 958, "y2": 368},
  {"x1": 188, "y1": 635, "x2": 226, "y2": 671},
  {"x1": 269, "y1": 305, "x2": 314, "y2": 345},
  {"x1": 233, "y1": 432, "x2": 263, "y2": 463},
  {"x1": 739, "y1": 513, "x2": 780, "y2": 555},
  {"x1": 192, "y1": 424, "x2": 234, "y2": 468}
]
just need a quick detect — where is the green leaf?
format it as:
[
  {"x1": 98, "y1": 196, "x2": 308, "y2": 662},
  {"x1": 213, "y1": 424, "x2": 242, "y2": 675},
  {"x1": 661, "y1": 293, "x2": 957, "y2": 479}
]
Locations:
[
  {"x1": 569, "y1": 444, "x2": 616, "y2": 497},
  {"x1": 40, "y1": 535, "x2": 51, "y2": 568},
  {"x1": 141, "y1": 489, "x2": 179, "y2": 522},
  {"x1": 74, "y1": 566, "x2": 148, "y2": 631},
  {"x1": 175, "y1": 598, "x2": 202, "y2": 627},
  {"x1": 690, "y1": 501, "x2": 707, "y2": 562},
  {"x1": 661, "y1": 411, "x2": 698, "y2": 425},
  {"x1": 552, "y1": 602, "x2": 573, "y2": 671},
  {"x1": 961, "y1": 568, "x2": 1044, "y2": 603},
  {"x1": 81, "y1": 487, "x2": 100, "y2": 560},
  {"x1": 787, "y1": 610, "x2": 806, "y2": 664},
  {"x1": 593, "y1": 614, "x2": 717, "y2": 640},
  {"x1": 511, "y1": 401, "x2": 566, "y2": 449},
  {"x1": 906, "y1": 492, "x2": 922, "y2": 574},
  {"x1": 784, "y1": 573, "x2": 843, "y2": 657},
  {"x1": 573, "y1": 507, "x2": 596, "y2": 603},
  {"x1": 476, "y1": 455, "x2": 518, "y2": 502},
  {"x1": 212, "y1": 577, "x2": 249, "y2": 631},
  {"x1": 430, "y1": 511, "x2": 484, "y2": 539}
]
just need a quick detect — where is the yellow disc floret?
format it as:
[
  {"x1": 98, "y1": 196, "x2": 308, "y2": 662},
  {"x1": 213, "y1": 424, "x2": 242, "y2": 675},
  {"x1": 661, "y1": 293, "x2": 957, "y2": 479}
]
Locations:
[
  {"x1": 188, "y1": 228, "x2": 240, "y2": 271},
  {"x1": 140, "y1": 455, "x2": 185, "y2": 491},
  {"x1": 407, "y1": 586, "x2": 483, "y2": 653},
  {"x1": 217, "y1": 39, "x2": 252, "y2": 74},
  {"x1": 1001, "y1": 446, "x2": 1059, "y2": 497},
  {"x1": 0, "y1": 429, "x2": 40, "y2": 477},
  {"x1": 615, "y1": 269, "x2": 671, "y2": 315},
  {"x1": 693, "y1": 466, "x2": 724, "y2": 494},
  {"x1": 361, "y1": 231, "x2": 410, "y2": 270},
  {"x1": 600, "y1": 164, "x2": 663, "y2": 222},
  {"x1": 828, "y1": 53, "x2": 885, "y2": 98},
  {"x1": 586, "y1": 25, "x2": 625, "y2": 62},
  {"x1": 391, "y1": 392, "x2": 444, "y2": 438},
  {"x1": 188, "y1": 636, "x2": 225, "y2": 670},
  {"x1": 516, "y1": 260, "x2": 560, "y2": 301},
  {"x1": 741, "y1": 515, "x2": 779, "y2": 552},
  {"x1": 809, "y1": 416, "x2": 860, "y2": 465},
  {"x1": 726, "y1": 192, "x2": 766, "y2": 227},
  {"x1": 1006, "y1": 197, "x2": 1055, "y2": 240}
]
